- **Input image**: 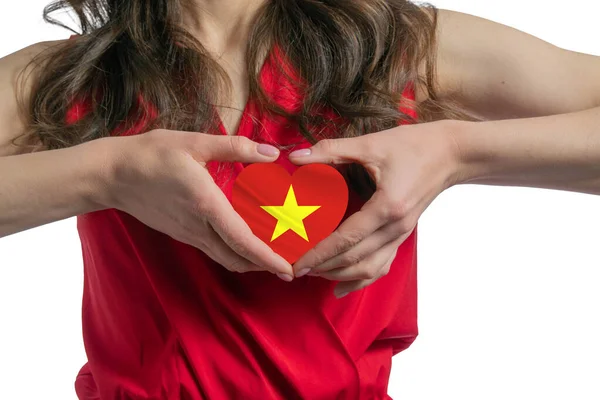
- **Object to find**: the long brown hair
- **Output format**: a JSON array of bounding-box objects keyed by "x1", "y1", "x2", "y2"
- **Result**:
[{"x1": 16, "y1": 0, "x2": 474, "y2": 194}]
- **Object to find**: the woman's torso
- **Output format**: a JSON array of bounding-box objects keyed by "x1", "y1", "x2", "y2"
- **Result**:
[{"x1": 72, "y1": 44, "x2": 418, "y2": 400}]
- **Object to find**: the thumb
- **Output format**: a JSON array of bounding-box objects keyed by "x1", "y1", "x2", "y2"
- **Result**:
[
  {"x1": 288, "y1": 138, "x2": 365, "y2": 165},
  {"x1": 205, "y1": 136, "x2": 280, "y2": 163}
]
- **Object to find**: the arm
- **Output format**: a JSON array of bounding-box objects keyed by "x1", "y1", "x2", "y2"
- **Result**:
[
  {"x1": 0, "y1": 41, "x2": 112, "y2": 237},
  {"x1": 291, "y1": 9, "x2": 600, "y2": 293},
  {"x1": 0, "y1": 142, "x2": 116, "y2": 237},
  {"x1": 451, "y1": 108, "x2": 600, "y2": 194},
  {"x1": 428, "y1": 9, "x2": 600, "y2": 194}
]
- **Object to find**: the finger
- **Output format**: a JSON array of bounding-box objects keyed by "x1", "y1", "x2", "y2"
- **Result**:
[
  {"x1": 207, "y1": 188, "x2": 295, "y2": 280},
  {"x1": 308, "y1": 221, "x2": 402, "y2": 275},
  {"x1": 288, "y1": 137, "x2": 371, "y2": 165},
  {"x1": 201, "y1": 226, "x2": 263, "y2": 273},
  {"x1": 317, "y1": 238, "x2": 401, "y2": 283},
  {"x1": 197, "y1": 135, "x2": 281, "y2": 163},
  {"x1": 332, "y1": 247, "x2": 398, "y2": 299},
  {"x1": 293, "y1": 192, "x2": 388, "y2": 273}
]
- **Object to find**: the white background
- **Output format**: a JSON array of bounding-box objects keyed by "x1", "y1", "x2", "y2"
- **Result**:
[{"x1": 1, "y1": 1, "x2": 599, "y2": 399}]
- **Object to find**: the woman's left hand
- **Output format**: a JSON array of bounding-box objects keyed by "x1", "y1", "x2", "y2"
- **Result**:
[{"x1": 289, "y1": 120, "x2": 465, "y2": 298}]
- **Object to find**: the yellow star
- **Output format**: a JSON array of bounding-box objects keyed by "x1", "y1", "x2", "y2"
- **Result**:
[{"x1": 261, "y1": 185, "x2": 321, "y2": 242}]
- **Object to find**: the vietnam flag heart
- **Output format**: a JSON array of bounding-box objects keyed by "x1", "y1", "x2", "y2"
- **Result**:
[{"x1": 232, "y1": 163, "x2": 349, "y2": 264}]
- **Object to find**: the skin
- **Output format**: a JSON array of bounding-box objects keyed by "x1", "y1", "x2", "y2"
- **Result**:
[
  {"x1": 182, "y1": 0, "x2": 268, "y2": 135},
  {"x1": 290, "y1": 10, "x2": 600, "y2": 297},
  {"x1": 1, "y1": 2, "x2": 600, "y2": 291}
]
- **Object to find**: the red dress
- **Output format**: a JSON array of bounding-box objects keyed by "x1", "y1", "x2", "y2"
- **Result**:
[{"x1": 70, "y1": 44, "x2": 418, "y2": 400}]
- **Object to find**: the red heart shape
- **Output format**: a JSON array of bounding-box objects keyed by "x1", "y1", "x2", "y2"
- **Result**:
[{"x1": 232, "y1": 163, "x2": 349, "y2": 264}]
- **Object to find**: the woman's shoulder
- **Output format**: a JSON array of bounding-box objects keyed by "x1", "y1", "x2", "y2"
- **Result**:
[
  {"x1": 0, "y1": 39, "x2": 69, "y2": 156},
  {"x1": 1, "y1": 39, "x2": 70, "y2": 71}
]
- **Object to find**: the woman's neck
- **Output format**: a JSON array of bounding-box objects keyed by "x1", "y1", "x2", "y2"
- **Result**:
[{"x1": 183, "y1": 0, "x2": 267, "y2": 55}]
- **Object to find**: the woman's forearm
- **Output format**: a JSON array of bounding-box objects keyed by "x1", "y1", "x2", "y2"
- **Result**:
[
  {"x1": 451, "y1": 107, "x2": 600, "y2": 195},
  {"x1": 0, "y1": 137, "x2": 116, "y2": 237}
]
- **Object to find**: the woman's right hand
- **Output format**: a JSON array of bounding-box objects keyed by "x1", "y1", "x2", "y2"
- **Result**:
[{"x1": 103, "y1": 129, "x2": 294, "y2": 281}]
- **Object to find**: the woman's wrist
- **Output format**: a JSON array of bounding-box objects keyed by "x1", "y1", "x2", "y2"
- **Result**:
[
  {"x1": 81, "y1": 135, "x2": 132, "y2": 212},
  {"x1": 447, "y1": 118, "x2": 539, "y2": 186},
  {"x1": 432, "y1": 119, "x2": 479, "y2": 188},
  {"x1": 445, "y1": 119, "x2": 492, "y2": 186},
  {"x1": 449, "y1": 117, "x2": 557, "y2": 187}
]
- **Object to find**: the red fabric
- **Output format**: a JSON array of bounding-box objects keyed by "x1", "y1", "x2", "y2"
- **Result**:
[{"x1": 71, "y1": 42, "x2": 419, "y2": 400}]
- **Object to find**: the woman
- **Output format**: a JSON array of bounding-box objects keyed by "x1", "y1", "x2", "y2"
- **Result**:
[{"x1": 1, "y1": 0, "x2": 599, "y2": 399}]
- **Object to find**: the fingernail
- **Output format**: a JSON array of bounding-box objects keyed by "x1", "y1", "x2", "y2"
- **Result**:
[
  {"x1": 258, "y1": 144, "x2": 280, "y2": 157},
  {"x1": 277, "y1": 273, "x2": 293, "y2": 282},
  {"x1": 296, "y1": 268, "x2": 311, "y2": 278},
  {"x1": 335, "y1": 291, "x2": 349, "y2": 299},
  {"x1": 289, "y1": 148, "x2": 312, "y2": 158}
]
